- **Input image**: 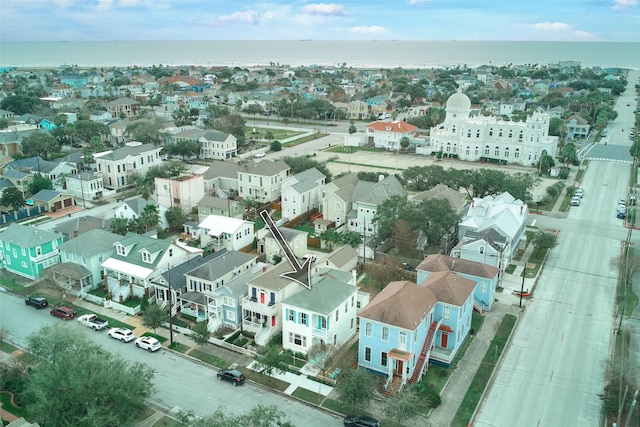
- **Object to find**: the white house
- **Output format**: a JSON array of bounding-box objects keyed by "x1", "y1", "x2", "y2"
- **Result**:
[
  {"x1": 365, "y1": 120, "x2": 418, "y2": 151},
  {"x1": 423, "y1": 89, "x2": 559, "y2": 166},
  {"x1": 281, "y1": 268, "x2": 359, "y2": 355},
  {"x1": 64, "y1": 171, "x2": 104, "y2": 201},
  {"x1": 155, "y1": 173, "x2": 205, "y2": 212},
  {"x1": 198, "y1": 130, "x2": 237, "y2": 160},
  {"x1": 280, "y1": 168, "x2": 326, "y2": 220},
  {"x1": 94, "y1": 142, "x2": 163, "y2": 190},
  {"x1": 238, "y1": 159, "x2": 290, "y2": 203},
  {"x1": 197, "y1": 215, "x2": 255, "y2": 252},
  {"x1": 257, "y1": 227, "x2": 308, "y2": 263},
  {"x1": 113, "y1": 197, "x2": 170, "y2": 230}
]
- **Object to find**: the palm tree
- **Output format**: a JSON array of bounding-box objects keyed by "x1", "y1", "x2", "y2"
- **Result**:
[{"x1": 139, "y1": 203, "x2": 160, "y2": 232}]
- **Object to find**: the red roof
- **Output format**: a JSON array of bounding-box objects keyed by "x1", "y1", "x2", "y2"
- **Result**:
[{"x1": 366, "y1": 120, "x2": 417, "y2": 133}]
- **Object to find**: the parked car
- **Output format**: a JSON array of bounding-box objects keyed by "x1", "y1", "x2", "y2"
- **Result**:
[
  {"x1": 570, "y1": 197, "x2": 581, "y2": 206},
  {"x1": 618, "y1": 197, "x2": 626, "y2": 206},
  {"x1": 216, "y1": 368, "x2": 246, "y2": 386},
  {"x1": 107, "y1": 327, "x2": 136, "y2": 342},
  {"x1": 344, "y1": 415, "x2": 381, "y2": 427},
  {"x1": 617, "y1": 210, "x2": 626, "y2": 219},
  {"x1": 574, "y1": 188, "x2": 584, "y2": 198},
  {"x1": 254, "y1": 152, "x2": 265, "y2": 158},
  {"x1": 77, "y1": 314, "x2": 109, "y2": 331},
  {"x1": 25, "y1": 295, "x2": 49, "y2": 309},
  {"x1": 50, "y1": 306, "x2": 77, "y2": 320},
  {"x1": 630, "y1": 194, "x2": 637, "y2": 206},
  {"x1": 618, "y1": 205, "x2": 627, "y2": 214},
  {"x1": 135, "y1": 336, "x2": 162, "y2": 352},
  {"x1": 72, "y1": 143, "x2": 82, "y2": 148}
]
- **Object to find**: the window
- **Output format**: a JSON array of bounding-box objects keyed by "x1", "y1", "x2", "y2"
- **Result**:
[
  {"x1": 335, "y1": 310, "x2": 339, "y2": 322},
  {"x1": 382, "y1": 327, "x2": 389, "y2": 342},
  {"x1": 481, "y1": 282, "x2": 487, "y2": 293},
  {"x1": 21, "y1": 247, "x2": 26, "y2": 256},
  {"x1": 116, "y1": 244, "x2": 126, "y2": 256},
  {"x1": 364, "y1": 347, "x2": 371, "y2": 362},
  {"x1": 142, "y1": 251, "x2": 151, "y2": 263},
  {"x1": 484, "y1": 146, "x2": 490, "y2": 155},
  {"x1": 381, "y1": 352, "x2": 388, "y2": 367},
  {"x1": 288, "y1": 310, "x2": 295, "y2": 321},
  {"x1": 301, "y1": 312, "x2": 307, "y2": 326},
  {"x1": 223, "y1": 296, "x2": 235, "y2": 307},
  {"x1": 479, "y1": 246, "x2": 484, "y2": 254},
  {"x1": 289, "y1": 333, "x2": 306, "y2": 347},
  {"x1": 351, "y1": 296, "x2": 354, "y2": 307},
  {"x1": 365, "y1": 322, "x2": 372, "y2": 337},
  {"x1": 321, "y1": 316, "x2": 327, "y2": 329},
  {"x1": 350, "y1": 318, "x2": 354, "y2": 329},
  {"x1": 443, "y1": 306, "x2": 451, "y2": 321},
  {"x1": 335, "y1": 202, "x2": 341, "y2": 211},
  {"x1": 344, "y1": 302, "x2": 348, "y2": 313}
]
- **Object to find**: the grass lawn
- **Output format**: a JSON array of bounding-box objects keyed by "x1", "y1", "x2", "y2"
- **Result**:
[
  {"x1": 0, "y1": 277, "x2": 26, "y2": 293},
  {"x1": 153, "y1": 415, "x2": 185, "y2": 427},
  {"x1": 187, "y1": 348, "x2": 230, "y2": 369},
  {"x1": 452, "y1": 313, "x2": 517, "y2": 427},
  {"x1": 246, "y1": 127, "x2": 304, "y2": 141},
  {"x1": 0, "y1": 340, "x2": 18, "y2": 353},
  {"x1": 167, "y1": 342, "x2": 190, "y2": 353},
  {"x1": 243, "y1": 369, "x2": 290, "y2": 392},
  {"x1": 141, "y1": 332, "x2": 167, "y2": 343},
  {"x1": 291, "y1": 388, "x2": 324, "y2": 405},
  {"x1": 0, "y1": 391, "x2": 28, "y2": 420}
]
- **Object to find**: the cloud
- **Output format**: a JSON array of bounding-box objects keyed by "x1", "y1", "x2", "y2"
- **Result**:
[
  {"x1": 301, "y1": 3, "x2": 346, "y2": 16},
  {"x1": 573, "y1": 30, "x2": 595, "y2": 39},
  {"x1": 612, "y1": 0, "x2": 638, "y2": 9},
  {"x1": 530, "y1": 22, "x2": 572, "y2": 31},
  {"x1": 96, "y1": 0, "x2": 114, "y2": 10},
  {"x1": 217, "y1": 11, "x2": 259, "y2": 25},
  {"x1": 408, "y1": 0, "x2": 429, "y2": 5},
  {"x1": 349, "y1": 25, "x2": 389, "y2": 34}
]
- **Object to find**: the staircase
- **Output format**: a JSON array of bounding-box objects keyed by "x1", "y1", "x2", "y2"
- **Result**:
[
  {"x1": 410, "y1": 320, "x2": 440, "y2": 383},
  {"x1": 255, "y1": 326, "x2": 271, "y2": 346},
  {"x1": 215, "y1": 187, "x2": 228, "y2": 199},
  {"x1": 473, "y1": 298, "x2": 484, "y2": 314},
  {"x1": 384, "y1": 375, "x2": 404, "y2": 397}
]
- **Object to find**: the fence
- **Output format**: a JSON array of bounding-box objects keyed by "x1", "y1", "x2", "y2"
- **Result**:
[
  {"x1": 78, "y1": 292, "x2": 106, "y2": 305},
  {"x1": 0, "y1": 206, "x2": 46, "y2": 226},
  {"x1": 160, "y1": 323, "x2": 258, "y2": 357},
  {"x1": 106, "y1": 300, "x2": 141, "y2": 316}
]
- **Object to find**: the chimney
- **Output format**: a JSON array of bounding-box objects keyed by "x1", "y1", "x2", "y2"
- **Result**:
[
  {"x1": 262, "y1": 266, "x2": 267, "y2": 273},
  {"x1": 520, "y1": 205, "x2": 524, "y2": 215},
  {"x1": 450, "y1": 259, "x2": 456, "y2": 271}
]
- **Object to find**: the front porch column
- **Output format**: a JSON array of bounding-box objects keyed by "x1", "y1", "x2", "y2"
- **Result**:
[{"x1": 144, "y1": 287, "x2": 150, "y2": 298}]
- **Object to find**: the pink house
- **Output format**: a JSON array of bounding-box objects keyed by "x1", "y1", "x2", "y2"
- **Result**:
[{"x1": 155, "y1": 174, "x2": 205, "y2": 211}]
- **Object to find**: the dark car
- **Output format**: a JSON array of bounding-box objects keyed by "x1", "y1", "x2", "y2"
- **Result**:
[
  {"x1": 216, "y1": 368, "x2": 245, "y2": 386},
  {"x1": 25, "y1": 295, "x2": 49, "y2": 309},
  {"x1": 344, "y1": 415, "x2": 381, "y2": 427},
  {"x1": 50, "y1": 306, "x2": 77, "y2": 320},
  {"x1": 617, "y1": 210, "x2": 626, "y2": 219},
  {"x1": 72, "y1": 143, "x2": 82, "y2": 148}
]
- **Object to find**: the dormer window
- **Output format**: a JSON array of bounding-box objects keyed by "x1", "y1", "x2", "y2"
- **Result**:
[
  {"x1": 116, "y1": 244, "x2": 126, "y2": 256},
  {"x1": 141, "y1": 250, "x2": 152, "y2": 263}
]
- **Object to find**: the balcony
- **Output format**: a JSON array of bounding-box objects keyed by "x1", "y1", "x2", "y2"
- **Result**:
[
  {"x1": 32, "y1": 250, "x2": 59, "y2": 264},
  {"x1": 242, "y1": 296, "x2": 278, "y2": 315},
  {"x1": 312, "y1": 328, "x2": 329, "y2": 340}
]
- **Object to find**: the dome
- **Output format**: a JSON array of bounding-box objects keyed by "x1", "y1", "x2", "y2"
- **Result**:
[{"x1": 446, "y1": 89, "x2": 471, "y2": 112}]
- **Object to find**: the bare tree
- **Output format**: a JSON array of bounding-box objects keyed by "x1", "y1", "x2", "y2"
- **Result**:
[{"x1": 307, "y1": 343, "x2": 335, "y2": 376}]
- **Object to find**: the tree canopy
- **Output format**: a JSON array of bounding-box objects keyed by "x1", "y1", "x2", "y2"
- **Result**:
[
  {"x1": 28, "y1": 173, "x2": 53, "y2": 195},
  {"x1": 0, "y1": 187, "x2": 25, "y2": 211},
  {"x1": 178, "y1": 404, "x2": 294, "y2": 427},
  {"x1": 24, "y1": 323, "x2": 155, "y2": 427},
  {"x1": 335, "y1": 368, "x2": 376, "y2": 413},
  {"x1": 280, "y1": 156, "x2": 332, "y2": 183},
  {"x1": 20, "y1": 132, "x2": 60, "y2": 159}
]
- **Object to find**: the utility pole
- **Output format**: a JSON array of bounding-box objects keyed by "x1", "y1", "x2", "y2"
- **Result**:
[{"x1": 167, "y1": 263, "x2": 174, "y2": 347}]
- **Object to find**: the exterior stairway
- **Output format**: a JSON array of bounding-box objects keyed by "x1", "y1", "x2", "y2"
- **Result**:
[
  {"x1": 473, "y1": 298, "x2": 484, "y2": 313},
  {"x1": 384, "y1": 374, "x2": 404, "y2": 397},
  {"x1": 410, "y1": 320, "x2": 439, "y2": 383}
]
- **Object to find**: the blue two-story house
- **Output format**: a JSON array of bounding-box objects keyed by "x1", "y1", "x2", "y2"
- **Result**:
[
  {"x1": 0, "y1": 223, "x2": 64, "y2": 280},
  {"x1": 358, "y1": 271, "x2": 475, "y2": 395},
  {"x1": 416, "y1": 254, "x2": 500, "y2": 313}
]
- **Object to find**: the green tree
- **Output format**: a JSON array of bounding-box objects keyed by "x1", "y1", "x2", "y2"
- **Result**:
[
  {"x1": 135, "y1": 174, "x2": 155, "y2": 201},
  {"x1": 281, "y1": 156, "x2": 332, "y2": 182},
  {"x1": 20, "y1": 132, "x2": 59, "y2": 159},
  {"x1": 270, "y1": 140, "x2": 282, "y2": 151},
  {"x1": 110, "y1": 217, "x2": 130, "y2": 235},
  {"x1": 139, "y1": 203, "x2": 160, "y2": 232},
  {"x1": 548, "y1": 117, "x2": 566, "y2": 138},
  {"x1": 0, "y1": 187, "x2": 25, "y2": 211},
  {"x1": 374, "y1": 195, "x2": 410, "y2": 241},
  {"x1": 382, "y1": 387, "x2": 423, "y2": 425},
  {"x1": 559, "y1": 142, "x2": 578, "y2": 167},
  {"x1": 531, "y1": 230, "x2": 558, "y2": 255},
  {"x1": 178, "y1": 404, "x2": 294, "y2": 427},
  {"x1": 74, "y1": 120, "x2": 109, "y2": 144},
  {"x1": 254, "y1": 346, "x2": 287, "y2": 380},
  {"x1": 537, "y1": 154, "x2": 555, "y2": 176},
  {"x1": 190, "y1": 321, "x2": 211, "y2": 348},
  {"x1": 142, "y1": 303, "x2": 168, "y2": 333},
  {"x1": 172, "y1": 107, "x2": 196, "y2": 127},
  {"x1": 125, "y1": 117, "x2": 168, "y2": 145},
  {"x1": 335, "y1": 368, "x2": 376, "y2": 413},
  {"x1": 28, "y1": 173, "x2": 53, "y2": 195},
  {"x1": 24, "y1": 323, "x2": 155, "y2": 427},
  {"x1": 400, "y1": 136, "x2": 410, "y2": 150},
  {"x1": 0, "y1": 94, "x2": 42, "y2": 115},
  {"x1": 165, "y1": 206, "x2": 187, "y2": 230}
]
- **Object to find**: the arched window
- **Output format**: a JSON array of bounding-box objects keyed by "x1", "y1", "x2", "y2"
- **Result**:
[
  {"x1": 489, "y1": 128, "x2": 493, "y2": 136},
  {"x1": 476, "y1": 130, "x2": 481, "y2": 138},
  {"x1": 484, "y1": 145, "x2": 490, "y2": 155},
  {"x1": 514, "y1": 148, "x2": 520, "y2": 158},
  {"x1": 504, "y1": 147, "x2": 510, "y2": 157},
  {"x1": 494, "y1": 146, "x2": 500, "y2": 156}
]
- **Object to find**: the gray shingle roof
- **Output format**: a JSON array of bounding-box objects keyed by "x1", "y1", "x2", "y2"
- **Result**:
[
  {"x1": 283, "y1": 272, "x2": 356, "y2": 315},
  {"x1": 58, "y1": 229, "x2": 120, "y2": 255},
  {"x1": 98, "y1": 143, "x2": 159, "y2": 161},
  {"x1": 186, "y1": 250, "x2": 257, "y2": 282},
  {"x1": 0, "y1": 223, "x2": 63, "y2": 248},
  {"x1": 54, "y1": 216, "x2": 114, "y2": 238},
  {"x1": 201, "y1": 130, "x2": 230, "y2": 142},
  {"x1": 158, "y1": 250, "x2": 225, "y2": 290}
]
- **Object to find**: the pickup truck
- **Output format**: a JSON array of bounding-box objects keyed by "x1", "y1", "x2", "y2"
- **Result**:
[{"x1": 77, "y1": 314, "x2": 109, "y2": 331}]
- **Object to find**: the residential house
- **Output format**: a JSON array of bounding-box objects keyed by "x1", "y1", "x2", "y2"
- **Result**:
[
  {"x1": 64, "y1": 171, "x2": 104, "y2": 202},
  {"x1": 347, "y1": 175, "x2": 407, "y2": 238},
  {"x1": 90, "y1": 110, "x2": 113, "y2": 123},
  {"x1": 2, "y1": 170, "x2": 31, "y2": 196},
  {"x1": 565, "y1": 114, "x2": 590, "y2": 140},
  {"x1": 0, "y1": 109, "x2": 15, "y2": 120},
  {"x1": 155, "y1": 173, "x2": 205, "y2": 212},
  {"x1": 0, "y1": 223, "x2": 64, "y2": 280},
  {"x1": 257, "y1": 227, "x2": 308, "y2": 263},
  {"x1": 197, "y1": 195, "x2": 244, "y2": 221},
  {"x1": 238, "y1": 159, "x2": 291, "y2": 203},
  {"x1": 453, "y1": 192, "x2": 528, "y2": 270},
  {"x1": 56, "y1": 229, "x2": 121, "y2": 292},
  {"x1": 94, "y1": 142, "x2": 163, "y2": 190},
  {"x1": 282, "y1": 268, "x2": 359, "y2": 355},
  {"x1": 106, "y1": 97, "x2": 141, "y2": 119},
  {"x1": 198, "y1": 130, "x2": 237, "y2": 160},
  {"x1": 196, "y1": 215, "x2": 255, "y2": 252},
  {"x1": 201, "y1": 160, "x2": 242, "y2": 198},
  {"x1": 365, "y1": 121, "x2": 418, "y2": 151},
  {"x1": 346, "y1": 101, "x2": 369, "y2": 120},
  {"x1": 113, "y1": 197, "x2": 170, "y2": 230},
  {"x1": 320, "y1": 172, "x2": 359, "y2": 229},
  {"x1": 358, "y1": 272, "x2": 475, "y2": 395},
  {"x1": 108, "y1": 120, "x2": 129, "y2": 145},
  {"x1": 411, "y1": 184, "x2": 468, "y2": 214},
  {"x1": 52, "y1": 215, "x2": 113, "y2": 240},
  {"x1": 178, "y1": 250, "x2": 258, "y2": 327},
  {"x1": 280, "y1": 168, "x2": 326, "y2": 220},
  {"x1": 313, "y1": 244, "x2": 359, "y2": 274},
  {"x1": 417, "y1": 254, "x2": 500, "y2": 313},
  {"x1": 101, "y1": 232, "x2": 202, "y2": 304}
]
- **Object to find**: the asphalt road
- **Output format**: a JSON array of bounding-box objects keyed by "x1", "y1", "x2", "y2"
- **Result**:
[
  {"x1": 0, "y1": 293, "x2": 342, "y2": 426},
  {"x1": 474, "y1": 72, "x2": 639, "y2": 426}
]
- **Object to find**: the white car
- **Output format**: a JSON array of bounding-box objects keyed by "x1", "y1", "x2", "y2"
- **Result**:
[
  {"x1": 570, "y1": 197, "x2": 581, "y2": 206},
  {"x1": 254, "y1": 152, "x2": 265, "y2": 158},
  {"x1": 107, "y1": 327, "x2": 136, "y2": 343},
  {"x1": 135, "y1": 336, "x2": 162, "y2": 352}
]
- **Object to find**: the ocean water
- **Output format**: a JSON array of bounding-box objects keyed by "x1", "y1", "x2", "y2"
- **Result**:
[{"x1": 1, "y1": 40, "x2": 639, "y2": 69}]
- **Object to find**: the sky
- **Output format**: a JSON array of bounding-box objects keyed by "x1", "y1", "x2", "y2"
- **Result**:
[{"x1": 1, "y1": 0, "x2": 638, "y2": 43}]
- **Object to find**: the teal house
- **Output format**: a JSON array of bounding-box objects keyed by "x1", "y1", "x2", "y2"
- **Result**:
[{"x1": 0, "y1": 223, "x2": 64, "y2": 280}]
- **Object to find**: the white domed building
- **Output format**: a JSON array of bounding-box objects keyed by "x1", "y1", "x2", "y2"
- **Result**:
[{"x1": 420, "y1": 89, "x2": 558, "y2": 166}]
